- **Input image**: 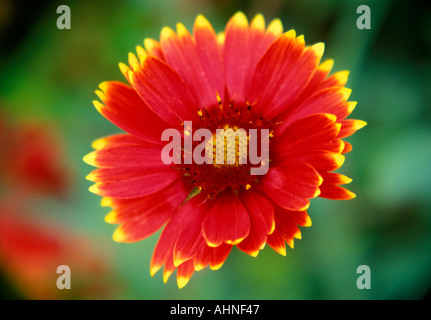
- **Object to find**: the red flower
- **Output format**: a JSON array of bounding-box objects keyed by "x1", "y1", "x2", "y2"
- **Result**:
[
  {"x1": 0, "y1": 120, "x2": 69, "y2": 198},
  {"x1": 0, "y1": 206, "x2": 111, "y2": 299},
  {"x1": 85, "y1": 13, "x2": 366, "y2": 288}
]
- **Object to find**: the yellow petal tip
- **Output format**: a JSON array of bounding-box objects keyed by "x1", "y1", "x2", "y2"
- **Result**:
[
  {"x1": 100, "y1": 197, "x2": 113, "y2": 207},
  {"x1": 312, "y1": 42, "x2": 325, "y2": 59},
  {"x1": 161, "y1": 26, "x2": 175, "y2": 41},
  {"x1": 267, "y1": 18, "x2": 283, "y2": 36},
  {"x1": 112, "y1": 227, "x2": 127, "y2": 243},
  {"x1": 88, "y1": 184, "x2": 100, "y2": 195},
  {"x1": 83, "y1": 152, "x2": 96, "y2": 166},
  {"x1": 85, "y1": 172, "x2": 97, "y2": 182},
  {"x1": 334, "y1": 70, "x2": 350, "y2": 85},
  {"x1": 91, "y1": 137, "x2": 107, "y2": 150},
  {"x1": 230, "y1": 11, "x2": 248, "y2": 28},
  {"x1": 319, "y1": 59, "x2": 334, "y2": 73},
  {"x1": 92, "y1": 100, "x2": 105, "y2": 113},
  {"x1": 251, "y1": 13, "x2": 265, "y2": 30},
  {"x1": 177, "y1": 276, "x2": 190, "y2": 289},
  {"x1": 347, "y1": 101, "x2": 358, "y2": 114},
  {"x1": 104, "y1": 211, "x2": 118, "y2": 224}
]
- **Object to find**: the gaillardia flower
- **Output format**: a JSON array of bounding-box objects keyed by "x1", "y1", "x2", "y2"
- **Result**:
[{"x1": 84, "y1": 12, "x2": 366, "y2": 288}]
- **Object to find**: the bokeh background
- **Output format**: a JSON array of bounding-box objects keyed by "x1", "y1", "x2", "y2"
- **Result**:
[{"x1": 0, "y1": 0, "x2": 430, "y2": 300}]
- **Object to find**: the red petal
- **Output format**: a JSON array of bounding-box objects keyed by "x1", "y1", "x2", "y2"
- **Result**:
[
  {"x1": 338, "y1": 119, "x2": 367, "y2": 139},
  {"x1": 320, "y1": 172, "x2": 352, "y2": 185},
  {"x1": 129, "y1": 57, "x2": 199, "y2": 128},
  {"x1": 237, "y1": 190, "x2": 274, "y2": 257},
  {"x1": 273, "y1": 114, "x2": 342, "y2": 154},
  {"x1": 319, "y1": 184, "x2": 356, "y2": 200},
  {"x1": 160, "y1": 23, "x2": 221, "y2": 108},
  {"x1": 193, "y1": 15, "x2": 225, "y2": 102},
  {"x1": 272, "y1": 206, "x2": 306, "y2": 249},
  {"x1": 341, "y1": 141, "x2": 353, "y2": 154},
  {"x1": 106, "y1": 180, "x2": 188, "y2": 223},
  {"x1": 277, "y1": 150, "x2": 345, "y2": 172},
  {"x1": 260, "y1": 163, "x2": 322, "y2": 211},
  {"x1": 266, "y1": 228, "x2": 286, "y2": 256},
  {"x1": 173, "y1": 200, "x2": 212, "y2": 267},
  {"x1": 177, "y1": 259, "x2": 195, "y2": 289},
  {"x1": 244, "y1": 15, "x2": 283, "y2": 101},
  {"x1": 223, "y1": 13, "x2": 284, "y2": 105},
  {"x1": 84, "y1": 143, "x2": 163, "y2": 170},
  {"x1": 202, "y1": 190, "x2": 250, "y2": 247},
  {"x1": 88, "y1": 169, "x2": 182, "y2": 198},
  {"x1": 194, "y1": 240, "x2": 233, "y2": 271},
  {"x1": 108, "y1": 182, "x2": 189, "y2": 242},
  {"x1": 93, "y1": 81, "x2": 169, "y2": 143},
  {"x1": 208, "y1": 242, "x2": 232, "y2": 270},
  {"x1": 248, "y1": 33, "x2": 324, "y2": 118},
  {"x1": 283, "y1": 86, "x2": 352, "y2": 125},
  {"x1": 144, "y1": 38, "x2": 165, "y2": 61},
  {"x1": 223, "y1": 12, "x2": 250, "y2": 104},
  {"x1": 89, "y1": 134, "x2": 151, "y2": 150},
  {"x1": 150, "y1": 194, "x2": 207, "y2": 277}
]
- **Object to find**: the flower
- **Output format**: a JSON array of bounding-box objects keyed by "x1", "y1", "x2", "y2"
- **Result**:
[
  {"x1": 0, "y1": 120, "x2": 69, "y2": 198},
  {"x1": 0, "y1": 205, "x2": 112, "y2": 299},
  {"x1": 84, "y1": 12, "x2": 366, "y2": 288}
]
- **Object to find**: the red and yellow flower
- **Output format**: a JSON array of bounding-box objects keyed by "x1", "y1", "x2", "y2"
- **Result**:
[
  {"x1": 84, "y1": 12, "x2": 366, "y2": 288},
  {"x1": 0, "y1": 206, "x2": 111, "y2": 299}
]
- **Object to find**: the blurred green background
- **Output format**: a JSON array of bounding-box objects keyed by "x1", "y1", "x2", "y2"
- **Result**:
[{"x1": 0, "y1": 0, "x2": 430, "y2": 299}]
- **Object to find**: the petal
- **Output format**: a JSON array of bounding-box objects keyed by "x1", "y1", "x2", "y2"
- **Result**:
[
  {"x1": 173, "y1": 200, "x2": 211, "y2": 267},
  {"x1": 244, "y1": 15, "x2": 284, "y2": 100},
  {"x1": 90, "y1": 133, "x2": 150, "y2": 151},
  {"x1": 177, "y1": 259, "x2": 195, "y2": 289},
  {"x1": 223, "y1": 12, "x2": 250, "y2": 104},
  {"x1": 237, "y1": 190, "x2": 274, "y2": 257},
  {"x1": 109, "y1": 182, "x2": 189, "y2": 242},
  {"x1": 272, "y1": 206, "x2": 308, "y2": 249},
  {"x1": 88, "y1": 169, "x2": 182, "y2": 198},
  {"x1": 274, "y1": 59, "x2": 351, "y2": 124},
  {"x1": 105, "y1": 180, "x2": 188, "y2": 224},
  {"x1": 266, "y1": 228, "x2": 286, "y2": 256},
  {"x1": 337, "y1": 119, "x2": 367, "y2": 139},
  {"x1": 193, "y1": 15, "x2": 225, "y2": 100},
  {"x1": 223, "y1": 13, "x2": 284, "y2": 105},
  {"x1": 341, "y1": 141, "x2": 353, "y2": 154},
  {"x1": 260, "y1": 163, "x2": 323, "y2": 211},
  {"x1": 129, "y1": 56, "x2": 199, "y2": 128},
  {"x1": 273, "y1": 113, "x2": 342, "y2": 154},
  {"x1": 93, "y1": 81, "x2": 169, "y2": 143},
  {"x1": 160, "y1": 22, "x2": 222, "y2": 108},
  {"x1": 248, "y1": 32, "x2": 324, "y2": 118},
  {"x1": 282, "y1": 87, "x2": 353, "y2": 126},
  {"x1": 319, "y1": 184, "x2": 356, "y2": 200},
  {"x1": 202, "y1": 190, "x2": 250, "y2": 247},
  {"x1": 84, "y1": 135, "x2": 180, "y2": 198},
  {"x1": 144, "y1": 38, "x2": 165, "y2": 61},
  {"x1": 194, "y1": 240, "x2": 233, "y2": 271},
  {"x1": 320, "y1": 172, "x2": 352, "y2": 185},
  {"x1": 150, "y1": 194, "x2": 207, "y2": 277},
  {"x1": 318, "y1": 172, "x2": 356, "y2": 200},
  {"x1": 84, "y1": 143, "x2": 163, "y2": 170},
  {"x1": 278, "y1": 150, "x2": 345, "y2": 172}
]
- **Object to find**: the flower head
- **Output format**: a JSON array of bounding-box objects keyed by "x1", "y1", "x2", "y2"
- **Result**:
[
  {"x1": 0, "y1": 120, "x2": 69, "y2": 198},
  {"x1": 85, "y1": 12, "x2": 366, "y2": 288},
  {"x1": 0, "y1": 206, "x2": 111, "y2": 299}
]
